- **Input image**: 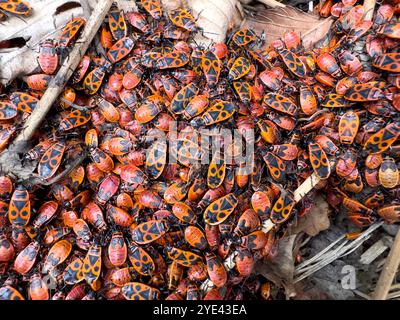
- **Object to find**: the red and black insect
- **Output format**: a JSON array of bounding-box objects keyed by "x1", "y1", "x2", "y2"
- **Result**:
[
  {"x1": 140, "y1": 0, "x2": 162, "y2": 19},
  {"x1": 128, "y1": 242, "x2": 155, "y2": 276},
  {"x1": 270, "y1": 191, "x2": 296, "y2": 224},
  {"x1": 308, "y1": 142, "x2": 331, "y2": 180},
  {"x1": 202, "y1": 50, "x2": 221, "y2": 87},
  {"x1": 58, "y1": 17, "x2": 86, "y2": 49},
  {"x1": 168, "y1": 9, "x2": 197, "y2": 32},
  {"x1": 38, "y1": 39, "x2": 58, "y2": 75},
  {"x1": 107, "y1": 37, "x2": 135, "y2": 63},
  {"x1": 272, "y1": 41, "x2": 306, "y2": 78},
  {"x1": 108, "y1": 5, "x2": 127, "y2": 40},
  {"x1": 38, "y1": 142, "x2": 65, "y2": 180},
  {"x1": 8, "y1": 186, "x2": 31, "y2": 228},
  {"x1": 122, "y1": 282, "x2": 159, "y2": 300},
  {"x1": 0, "y1": 100, "x2": 17, "y2": 120},
  {"x1": 10, "y1": 92, "x2": 38, "y2": 113},
  {"x1": 83, "y1": 60, "x2": 112, "y2": 95}
]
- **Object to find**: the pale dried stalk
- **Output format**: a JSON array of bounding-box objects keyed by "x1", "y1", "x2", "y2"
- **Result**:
[
  {"x1": 294, "y1": 222, "x2": 383, "y2": 283},
  {"x1": 295, "y1": 235, "x2": 346, "y2": 271},
  {"x1": 353, "y1": 290, "x2": 371, "y2": 300},
  {"x1": 373, "y1": 229, "x2": 400, "y2": 300},
  {"x1": 386, "y1": 291, "x2": 400, "y2": 300},
  {"x1": 389, "y1": 283, "x2": 400, "y2": 291}
]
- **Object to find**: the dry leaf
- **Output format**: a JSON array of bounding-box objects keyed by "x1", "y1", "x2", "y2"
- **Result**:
[
  {"x1": 242, "y1": 6, "x2": 333, "y2": 48},
  {"x1": 0, "y1": 0, "x2": 98, "y2": 85},
  {"x1": 162, "y1": 0, "x2": 244, "y2": 45},
  {"x1": 254, "y1": 234, "x2": 298, "y2": 298},
  {"x1": 191, "y1": 0, "x2": 243, "y2": 45},
  {"x1": 290, "y1": 195, "x2": 331, "y2": 237}
]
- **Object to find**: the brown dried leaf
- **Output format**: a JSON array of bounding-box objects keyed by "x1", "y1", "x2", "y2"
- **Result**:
[
  {"x1": 290, "y1": 195, "x2": 331, "y2": 237},
  {"x1": 254, "y1": 197, "x2": 330, "y2": 298},
  {"x1": 254, "y1": 235, "x2": 298, "y2": 298},
  {"x1": 242, "y1": 6, "x2": 333, "y2": 48}
]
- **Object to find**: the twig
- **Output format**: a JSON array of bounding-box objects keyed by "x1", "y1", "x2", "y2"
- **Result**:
[
  {"x1": 363, "y1": 0, "x2": 376, "y2": 21},
  {"x1": 293, "y1": 172, "x2": 321, "y2": 202},
  {"x1": 353, "y1": 290, "x2": 371, "y2": 300},
  {"x1": 386, "y1": 291, "x2": 400, "y2": 300},
  {"x1": 372, "y1": 228, "x2": 400, "y2": 300},
  {"x1": 294, "y1": 222, "x2": 383, "y2": 283},
  {"x1": 359, "y1": 237, "x2": 392, "y2": 265},
  {"x1": 389, "y1": 283, "x2": 400, "y2": 291},
  {"x1": 386, "y1": 284, "x2": 400, "y2": 299},
  {"x1": 2, "y1": 0, "x2": 113, "y2": 155},
  {"x1": 295, "y1": 235, "x2": 346, "y2": 270}
]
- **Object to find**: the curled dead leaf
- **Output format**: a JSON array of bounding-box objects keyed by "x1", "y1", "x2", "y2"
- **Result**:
[
  {"x1": 242, "y1": 6, "x2": 333, "y2": 49},
  {"x1": 162, "y1": 0, "x2": 244, "y2": 45},
  {"x1": 290, "y1": 195, "x2": 331, "y2": 237},
  {"x1": 254, "y1": 234, "x2": 298, "y2": 298}
]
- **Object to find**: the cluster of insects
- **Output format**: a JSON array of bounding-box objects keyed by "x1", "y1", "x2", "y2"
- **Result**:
[{"x1": 0, "y1": 0, "x2": 399, "y2": 300}]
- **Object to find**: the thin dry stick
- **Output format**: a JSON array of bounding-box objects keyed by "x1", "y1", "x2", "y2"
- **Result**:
[
  {"x1": 387, "y1": 284, "x2": 400, "y2": 300},
  {"x1": 363, "y1": 0, "x2": 376, "y2": 21},
  {"x1": 295, "y1": 235, "x2": 346, "y2": 271},
  {"x1": 353, "y1": 290, "x2": 371, "y2": 300},
  {"x1": 4, "y1": 0, "x2": 113, "y2": 152},
  {"x1": 373, "y1": 229, "x2": 400, "y2": 300},
  {"x1": 386, "y1": 291, "x2": 400, "y2": 300},
  {"x1": 294, "y1": 241, "x2": 349, "y2": 278},
  {"x1": 294, "y1": 222, "x2": 383, "y2": 282},
  {"x1": 389, "y1": 283, "x2": 400, "y2": 291}
]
